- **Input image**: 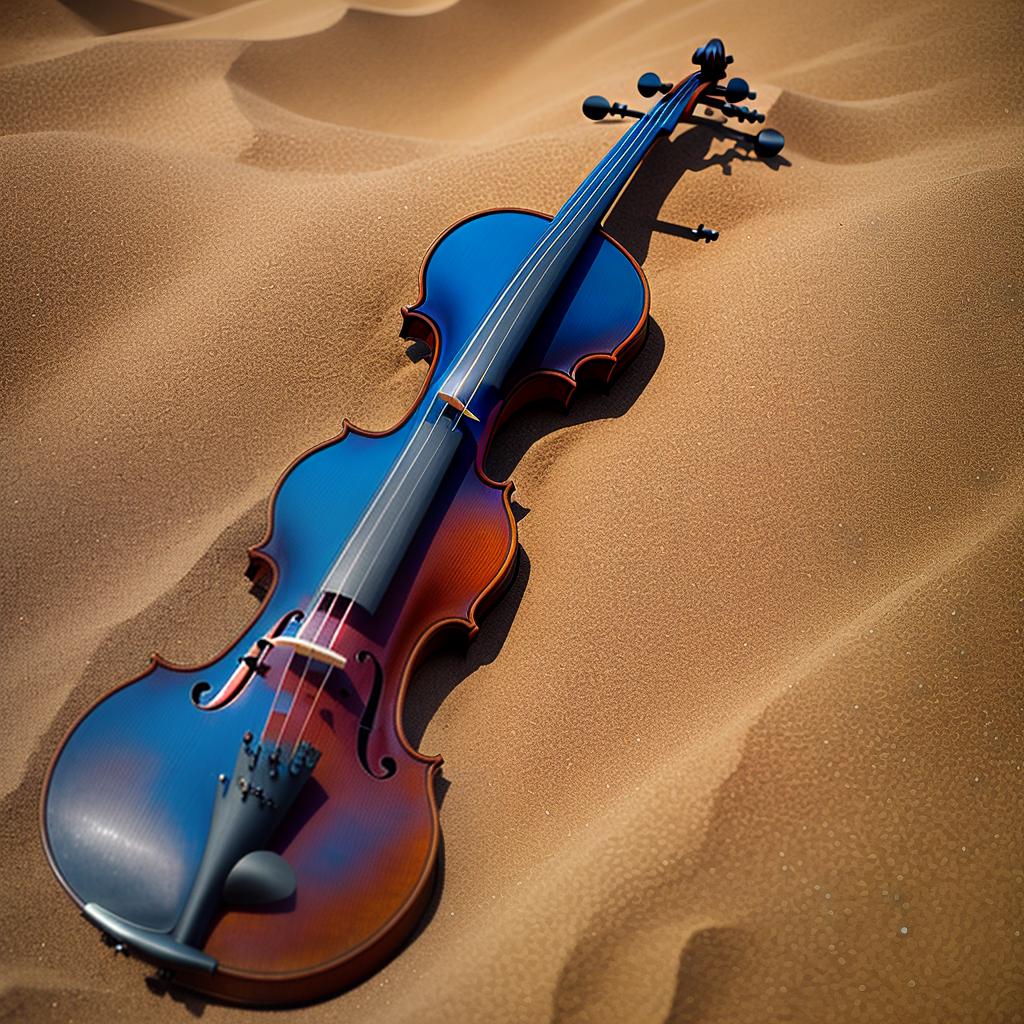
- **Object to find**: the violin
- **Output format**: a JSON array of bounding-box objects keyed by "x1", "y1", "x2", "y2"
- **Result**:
[{"x1": 42, "y1": 38, "x2": 783, "y2": 1005}]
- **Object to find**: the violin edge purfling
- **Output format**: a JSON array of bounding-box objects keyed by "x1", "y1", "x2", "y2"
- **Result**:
[{"x1": 40, "y1": 38, "x2": 784, "y2": 1005}]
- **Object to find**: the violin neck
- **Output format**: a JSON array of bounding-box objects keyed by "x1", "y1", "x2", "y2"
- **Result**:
[
  {"x1": 552, "y1": 113, "x2": 663, "y2": 236},
  {"x1": 436, "y1": 73, "x2": 705, "y2": 408},
  {"x1": 547, "y1": 70, "x2": 708, "y2": 251}
]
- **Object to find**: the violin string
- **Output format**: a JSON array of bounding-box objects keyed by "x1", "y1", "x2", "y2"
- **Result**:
[
  {"x1": 290, "y1": 570, "x2": 370, "y2": 749},
  {"x1": 297, "y1": 414, "x2": 446, "y2": 643},
  {"x1": 446, "y1": 81, "x2": 695, "y2": 417},
  {"x1": 267, "y1": 419, "x2": 433, "y2": 743},
  {"x1": 293, "y1": 402, "x2": 448, "y2": 647},
  {"x1": 291, "y1": 602, "x2": 352, "y2": 748},
  {"x1": 273, "y1": 416, "x2": 449, "y2": 745},
  {"x1": 259, "y1": 663, "x2": 291, "y2": 741},
  {"x1": 259, "y1": 590, "x2": 343, "y2": 743},
  {"x1": 262, "y1": 76, "x2": 700, "y2": 753},
  {"x1": 291, "y1": 425, "x2": 451, "y2": 749},
  {"x1": 269, "y1": 622, "x2": 323, "y2": 747}
]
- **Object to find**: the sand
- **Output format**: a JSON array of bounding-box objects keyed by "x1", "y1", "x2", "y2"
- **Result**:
[{"x1": 1, "y1": 0, "x2": 1022, "y2": 1021}]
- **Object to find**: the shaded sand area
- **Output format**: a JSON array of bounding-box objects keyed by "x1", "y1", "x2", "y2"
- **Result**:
[{"x1": 1, "y1": 0, "x2": 1021, "y2": 1021}]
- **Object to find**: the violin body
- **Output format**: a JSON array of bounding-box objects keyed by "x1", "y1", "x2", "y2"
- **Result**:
[
  {"x1": 42, "y1": 37, "x2": 784, "y2": 1003},
  {"x1": 42, "y1": 208, "x2": 648, "y2": 1004}
]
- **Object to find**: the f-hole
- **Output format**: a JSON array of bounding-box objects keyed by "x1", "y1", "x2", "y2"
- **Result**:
[
  {"x1": 355, "y1": 650, "x2": 397, "y2": 780},
  {"x1": 190, "y1": 610, "x2": 303, "y2": 711}
]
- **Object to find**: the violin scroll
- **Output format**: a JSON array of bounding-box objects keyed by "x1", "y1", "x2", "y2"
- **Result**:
[
  {"x1": 682, "y1": 42, "x2": 786, "y2": 160},
  {"x1": 692, "y1": 37, "x2": 733, "y2": 80},
  {"x1": 582, "y1": 39, "x2": 784, "y2": 163},
  {"x1": 580, "y1": 38, "x2": 786, "y2": 250}
]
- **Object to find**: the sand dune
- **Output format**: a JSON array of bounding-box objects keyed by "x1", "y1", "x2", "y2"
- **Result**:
[{"x1": 1, "y1": 0, "x2": 1021, "y2": 1020}]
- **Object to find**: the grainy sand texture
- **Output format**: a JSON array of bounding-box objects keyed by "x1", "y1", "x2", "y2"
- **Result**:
[{"x1": 1, "y1": 1, "x2": 1022, "y2": 1021}]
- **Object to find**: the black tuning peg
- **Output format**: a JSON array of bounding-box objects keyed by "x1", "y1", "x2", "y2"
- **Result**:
[
  {"x1": 694, "y1": 224, "x2": 719, "y2": 243},
  {"x1": 753, "y1": 128, "x2": 785, "y2": 158},
  {"x1": 582, "y1": 95, "x2": 643, "y2": 121},
  {"x1": 637, "y1": 71, "x2": 672, "y2": 97},
  {"x1": 719, "y1": 77, "x2": 757, "y2": 103},
  {"x1": 721, "y1": 103, "x2": 766, "y2": 124}
]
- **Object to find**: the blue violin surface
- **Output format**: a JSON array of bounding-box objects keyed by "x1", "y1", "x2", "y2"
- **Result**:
[{"x1": 42, "y1": 40, "x2": 782, "y2": 1004}]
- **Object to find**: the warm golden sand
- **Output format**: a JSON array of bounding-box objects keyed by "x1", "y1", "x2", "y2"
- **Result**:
[{"x1": 1, "y1": 1, "x2": 1022, "y2": 1021}]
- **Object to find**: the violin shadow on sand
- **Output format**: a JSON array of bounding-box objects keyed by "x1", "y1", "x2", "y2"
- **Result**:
[
  {"x1": 401, "y1": 316, "x2": 666, "y2": 750},
  {"x1": 605, "y1": 120, "x2": 790, "y2": 265},
  {"x1": 403, "y1": 134, "x2": 785, "y2": 988},
  {"x1": 403, "y1": 121, "x2": 788, "y2": 758},
  {"x1": 398, "y1": 322, "x2": 666, "y2": 958}
]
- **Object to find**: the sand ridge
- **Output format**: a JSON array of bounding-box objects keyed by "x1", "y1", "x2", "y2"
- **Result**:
[{"x1": 1, "y1": 0, "x2": 1021, "y2": 1021}]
